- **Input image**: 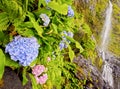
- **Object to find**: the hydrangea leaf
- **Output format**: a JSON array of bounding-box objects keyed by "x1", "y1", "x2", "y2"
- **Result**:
[
  {"x1": 29, "y1": 73, "x2": 38, "y2": 89},
  {"x1": 68, "y1": 45, "x2": 75, "y2": 62},
  {"x1": 30, "y1": 58, "x2": 39, "y2": 67},
  {"x1": 5, "y1": 55, "x2": 20, "y2": 68},
  {"x1": 48, "y1": 1, "x2": 68, "y2": 15},
  {"x1": 27, "y1": 12, "x2": 43, "y2": 38},
  {"x1": 33, "y1": 8, "x2": 51, "y2": 17},
  {"x1": 66, "y1": 36, "x2": 84, "y2": 53},
  {"x1": 22, "y1": 68, "x2": 28, "y2": 85},
  {"x1": 75, "y1": 41, "x2": 84, "y2": 53},
  {"x1": 51, "y1": 23, "x2": 58, "y2": 34},
  {"x1": 17, "y1": 27, "x2": 34, "y2": 37},
  {"x1": 0, "y1": 49, "x2": 5, "y2": 79},
  {"x1": 0, "y1": 31, "x2": 5, "y2": 45}
]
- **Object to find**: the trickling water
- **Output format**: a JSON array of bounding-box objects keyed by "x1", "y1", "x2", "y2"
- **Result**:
[
  {"x1": 100, "y1": 1, "x2": 113, "y2": 52},
  {"x1": 102, "y1": 60, "x2": 113, "y2": 88},
  {"x1": 99, "y1": 1, "x2": 114, "y2": 88}
]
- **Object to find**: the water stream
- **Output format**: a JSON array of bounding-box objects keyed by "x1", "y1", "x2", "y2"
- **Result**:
[{"x1": 99, "y1": 1, "x2": 114, "y2": 88}]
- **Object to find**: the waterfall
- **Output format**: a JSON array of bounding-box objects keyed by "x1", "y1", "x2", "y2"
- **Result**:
[
  {"x1": 100, "y1": 1, "x2": 112, "y2": 52},
  {"x1": 99, "y1": 1, "x2": 114, "y2": 88}
]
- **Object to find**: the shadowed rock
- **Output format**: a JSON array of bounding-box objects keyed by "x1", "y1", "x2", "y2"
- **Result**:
[
  {"x1": 73, "y1": 55, "x2": 113, "y2": 89},
  {"x1": 103, "y1": 52, "x2": 120, "y2": 89},
  {"x1": 0, "y1": 67, "x2": 23, "y2": 89},
  {"x1": 0, "y1": 67, "x2": 32, "y2": 89}
]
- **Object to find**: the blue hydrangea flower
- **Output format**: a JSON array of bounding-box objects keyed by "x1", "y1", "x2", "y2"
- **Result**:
[
  {"x1": 5, "y1": 36, "x2": 40, "y2": 66},
  {"x1": 67, "y1": 6, "x2": 74, "y2": 17},
  {"x1": 59, "y1": 41, "x2": 65, "y2": 50},
  {"x1": 59, "y1": 31, "x2": 74, "y2": 50},
  {"x1": 67, "y1": 32, "x2": 74, "y2": 38},
  {"x1": 45, "y1": 0, "x2": 51, "y2": 4},
  {"x1": 40, "y1": 14, "x2": 50, "y2": 26}
]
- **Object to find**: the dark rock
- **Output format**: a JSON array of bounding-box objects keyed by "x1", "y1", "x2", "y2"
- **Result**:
[
  {"x1": 0, "y1": 67, "x2": 32, "y2": 89},
  {"x1": 73, "y1": 55, "x2": 113, "y2": 89},
  {"x1": 0, "y1": 67, "x2": 23, "y2": 89},
  {"x1": 23, "y1": 74, "x2": 32, "y2": 89}
]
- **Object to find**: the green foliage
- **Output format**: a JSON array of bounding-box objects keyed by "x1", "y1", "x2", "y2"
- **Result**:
[
  {"x1": 0, "y1": 0, "x2": 23, "y2": 21},
  {"x1": 5, "y1": 55, "x2": 20, "y2": 68},
  {"x1": 0, "y1": 12, "x2": 9, "y2": 31},
  {"x1": 74, "y1": 22, "x2": 96, "y2": 58},
  {"x1": 0, "y1": 0, "x2": 97, "y2": 88},
  {"x1": 0, "y1": 49, "x2": 5, "y2": 79},
  {"x1": 81, "y1": 23, "x2": 92, "y2": 36},
  {"x1": 27, "y1": 12, "x2": 43, "y2": 37},
  {"x1": 47, "y1": 57, "x2": 63, "y2": 89},
  {"x1": 62, "y1": 62, "x2": 85, "y2": 89},
  {"x1": 68, "y1": 45, "x2": 75, "y2": 62},
  {"x1": 22, "y1": 68, "x2": 28, "y2": 85},
  {"x1": 48, "y1": 1, "x2": 68, "y2": 15},
  {"x1": 29, "y1": 73, "x2": 39, "y2": 89},
  {"x1": 108, "y1": 2, "x2": 120, "y2": 56}
]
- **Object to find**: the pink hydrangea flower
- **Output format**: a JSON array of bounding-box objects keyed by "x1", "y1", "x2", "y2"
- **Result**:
[
  {"x1": 32, "y1": 65, "x2": 45, "y2": 76},
  {"x1": 39, "y1": 74, "x2": 48, "y2": 84},
  {"x1": 35, "y1": 74, "x2": 48, "y2": 84},
  {"x1": 47, "y1": 57, "x2": 51, "y2": 62}
]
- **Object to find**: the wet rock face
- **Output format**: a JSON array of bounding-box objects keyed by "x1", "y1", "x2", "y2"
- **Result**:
[
  {"x1": 73, "y1": 55, "x2": 113, "y2": 89},
  {"x1": 0, "y1": 67, "x2": 32, "y2": 89},
  {"x1": 103, "y1": 52, "x2": 120, "y2": 89},
  {"x1": 0, "y1": 67, "x2": 23, "y2": 89}
]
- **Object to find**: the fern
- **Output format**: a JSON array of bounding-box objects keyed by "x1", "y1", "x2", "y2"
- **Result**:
[
  {"x1": 0, "y1": 0, "x2": 23, "y2": 20},
  {"x1": 0, "y1": 12, "x2": 9, "y2": 31}
]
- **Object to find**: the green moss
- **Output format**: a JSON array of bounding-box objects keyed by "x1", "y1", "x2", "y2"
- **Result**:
[{"x1": 108, "y1": 2, "x2": 120, "y2": 56}]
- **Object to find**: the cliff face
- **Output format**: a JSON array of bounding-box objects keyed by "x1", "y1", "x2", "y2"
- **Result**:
[
  {"x1": 74, "y1": 0, "x2": 120, "y2": 57},
  {"x1": 73, "y1": 1, "x2": 120, "y2": 89}
]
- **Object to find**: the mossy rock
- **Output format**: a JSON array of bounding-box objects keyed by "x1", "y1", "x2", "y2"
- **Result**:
[{"x1": 0, "y1": 67, "x2": 32, "y2": 89}]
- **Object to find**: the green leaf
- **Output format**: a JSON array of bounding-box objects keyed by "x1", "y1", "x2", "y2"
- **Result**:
[
  {"x1": 51, "y1": 23, "x2": 58, "y2": 34},
  {"x1": 16, "y1": 27, "x2": 34, "y2": 37},
  {"x1": 29, "y1": 73, "x2": 38, "y2": 89},
  {"x1": 48, "y1": 1, "x2": 68, "y2": 15},
  {"x1": 0, "y1": 12, "x2": 9, "y2": 31},
  {"x1": 0, "y1": 0, "x2": 23, "y2": 20},
  {"x1": 27, "y1": 12, "x2": 43, "y2": 37},
  {"x1": 13, "y1": 15, "x2": 26, "y2": 27},
  {"x1": 22, "y1": 68, "x2": 28, "y2": 85},
  {"x1": 30, "y1": 58, "x2": 39, "y2": 67},
  {"x1": 33, "y1": 8, "x2": 51, "y2": 17},
  {"x1": 68, "y1": 45, "x2": 75, "y2": 62},
  {"x1": 82, "y1": 23, "x2": 92, "y2": 36},
  {"x1": 5, "y1": 55, "x2": 20, "y2": 68},
  {"x1": 75, "y1": 41, "x2": 84, "y2": 53},
  {"x1": 66, "y1": 36, "x2": 84, "y2": 53},
  {"x1": 0, "y1": 31, "x2": 5, "y2": 44},
  {"x1": 61, "y1": 0, "x2": 73, "y2": 5},
  {"x1": 38, "y1": 0, "x2": 46, "y2": 9},
  {"x1": 0, "y1": 49, "x2": 5, "y2": 79}
]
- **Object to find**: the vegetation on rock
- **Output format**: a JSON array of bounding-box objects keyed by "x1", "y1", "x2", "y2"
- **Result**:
[
  {"x1": 0, "y1": 0, "x2": 119, "y2": 89},
  {"x1": 0, "y1": 0, "x2": 97, "y2": 89}
]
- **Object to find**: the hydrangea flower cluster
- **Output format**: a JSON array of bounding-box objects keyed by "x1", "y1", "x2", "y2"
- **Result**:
[
  {"x1": 67, "y1": 6, "x2": 74, "y2": 17},
  {"x1": 59, "y1": 31, "x2": 74, "y2": 50},
  {"x1": 5, "y1": 36, "x2": 40, "y2": 66},
  {"x1": 32, "y1": 65, "x2": 48, "y2": 84},
  {"x1": 45, "y1": 0, "x2": 51, "y2": 4},
  {"x1": 32, "y1": 65, "x2": 45, "y2": 76},
  {"x1": 40, "y1": 14, "x2": 50, "y2": 26}
]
